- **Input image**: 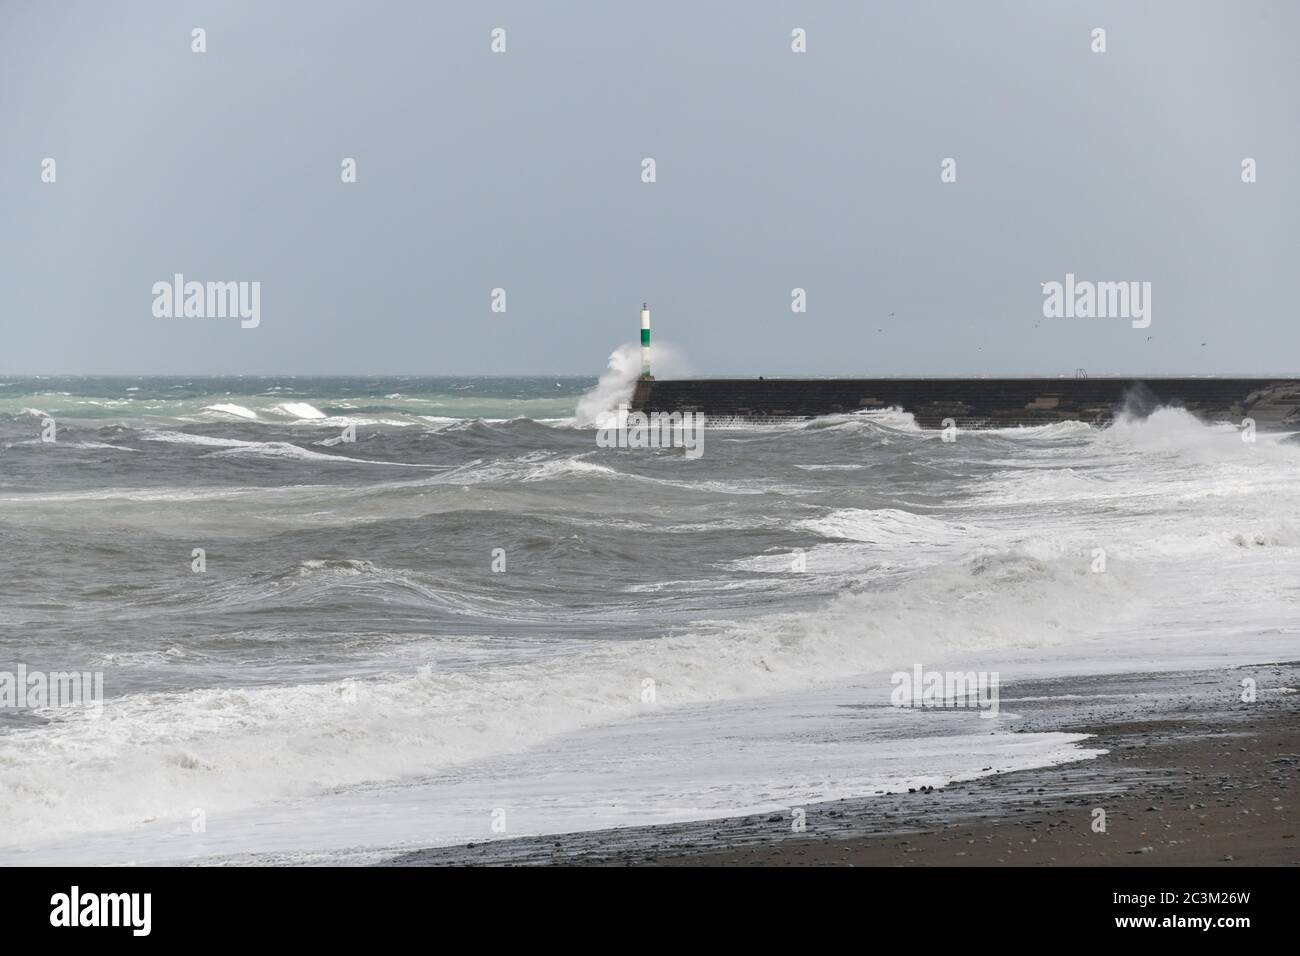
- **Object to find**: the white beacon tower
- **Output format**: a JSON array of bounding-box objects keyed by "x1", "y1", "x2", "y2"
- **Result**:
[{"x1": 640, "y1": 302, "x2": 652, "y2": 379}]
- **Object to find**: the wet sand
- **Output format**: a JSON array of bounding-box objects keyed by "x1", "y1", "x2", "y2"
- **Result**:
[{"x1": 387, "y1": 662, "x2": 1299, "y2": 867}]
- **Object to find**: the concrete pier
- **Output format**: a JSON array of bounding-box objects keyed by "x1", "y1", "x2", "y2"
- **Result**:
[{"x1": 630, "y1": 377, "x2": 1300, "y2": 429}]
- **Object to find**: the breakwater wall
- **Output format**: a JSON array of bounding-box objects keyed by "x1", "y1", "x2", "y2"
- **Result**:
[{"x1": 630, "y1": 377, "x2": 1300, "y2": 429}]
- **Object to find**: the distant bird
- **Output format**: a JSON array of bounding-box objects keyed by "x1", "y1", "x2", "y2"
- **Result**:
[
  {"x1": 1146, "y1": 336, "x2": 1152, "y2": 341},
  {"x1": 1201, "y1": 341, "x2": 1207, "y2": 347},
  {"x1": 888, "y1": 312, "x2": 895, "y2": 317}
]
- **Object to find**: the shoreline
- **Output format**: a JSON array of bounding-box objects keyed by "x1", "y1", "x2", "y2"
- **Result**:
[{"x1": 387, "y1": 662, "x2": 1299, "y2": 867}]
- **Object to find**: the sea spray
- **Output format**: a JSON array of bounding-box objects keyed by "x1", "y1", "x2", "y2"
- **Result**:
[{"x1": 574, "y1": 341, "x2": 688, "y2": 427}]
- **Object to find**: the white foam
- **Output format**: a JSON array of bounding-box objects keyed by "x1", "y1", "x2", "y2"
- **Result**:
[
  {"x1": 843, "y1": 406, "x2": 923, "y2": 431},
  {"x1": 142, "y1": 430, "x2": 257, "y2": 447},
  {"x1": 0, "y1": 540, "x2": 1160, "y2": 848},
  {"x1": 573, "y1": 341, "x2": 690, "y2": 427},
  {"x1": 63, "y1": 441, "x2": 137, "y2": 452},
  {"x1": 202, "y1": 403, "x2": 260, "y2": 420},
  {"x1": 984, "y1": 420, "x2": 1097, "y2": 438},
  {"x1": 0, "y1": 687, "x2": 1101, "y2": 866},
  {"x1": 800, "y1": 507, "x2": 974, "y2": 545},
  {"x1": 207, "y1": 442, "x2": 432, "y2": 467},
  {"x1": 274, "y1": 402, "x2": 327, "y2": 420}
]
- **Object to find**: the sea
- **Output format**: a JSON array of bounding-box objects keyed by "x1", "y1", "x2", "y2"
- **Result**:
[{"x1": 1, "y1": 360, "x2": 1296, "y2": 864}]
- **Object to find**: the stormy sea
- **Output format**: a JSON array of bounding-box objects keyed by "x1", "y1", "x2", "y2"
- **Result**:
[{"x1": 1, "y1": 359, "x2": 1296, "y2": 864}]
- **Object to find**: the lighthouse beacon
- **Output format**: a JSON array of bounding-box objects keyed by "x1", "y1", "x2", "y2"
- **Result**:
[{"x1": 640, "y1": 303, "x2": 652, "y2": 380}]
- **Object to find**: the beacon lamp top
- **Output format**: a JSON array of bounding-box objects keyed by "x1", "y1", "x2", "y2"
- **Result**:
[{"x1": 640, "y1": 303, "x2": 652, "y2": 380}]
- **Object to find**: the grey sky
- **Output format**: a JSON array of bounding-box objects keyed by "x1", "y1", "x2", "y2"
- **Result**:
[{"x1": 1, "y1": 0, "x2": 1296, "y2": 376}]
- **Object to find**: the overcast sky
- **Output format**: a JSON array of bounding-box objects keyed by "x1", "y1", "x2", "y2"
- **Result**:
[{"x1": 1, "y1": 0, "x2": 1296, "y2": 376}]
